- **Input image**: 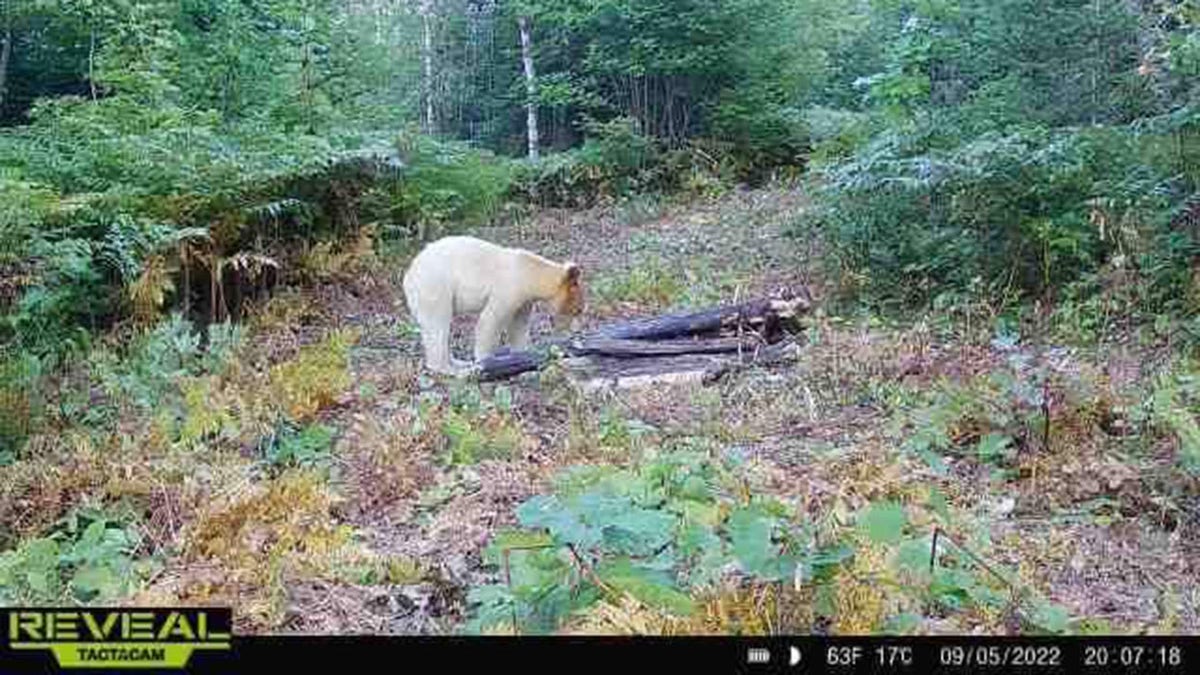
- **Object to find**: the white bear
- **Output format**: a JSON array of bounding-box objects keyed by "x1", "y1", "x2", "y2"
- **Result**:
[{"x1": 402, "y1": 235, "x2": 584, "y2": 376}]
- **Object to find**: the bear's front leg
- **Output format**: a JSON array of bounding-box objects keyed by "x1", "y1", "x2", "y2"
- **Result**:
[
  {"x1": 507, "y1": 304, "x2": 533, "y2": 351},
  {"x1": 473, "y1": 302, "x2": 510, "y2": 362}
]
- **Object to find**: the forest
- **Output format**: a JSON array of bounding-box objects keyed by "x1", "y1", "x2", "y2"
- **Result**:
[{"x1": 0, "y1": 0, "x2": 1198, "y2": 636}]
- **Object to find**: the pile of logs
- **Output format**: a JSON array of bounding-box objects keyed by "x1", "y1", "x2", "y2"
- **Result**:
[{"x1": 477, "y1": 288, "x2": 813, "y2": 390}]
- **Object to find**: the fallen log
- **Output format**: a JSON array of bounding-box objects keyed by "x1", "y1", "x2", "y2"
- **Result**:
[
  {"x1": 474, "y1": 290, "x2": 812, "y2": 383},
  {"x1": 475, "y1": 335, "x2": 770, "y2": 381},
  {"x1": 595, "y1": 294, "x2": 810, "y2": 341},
  {"x1": 574, "y1": 341, "x2": 801, "y2": 392},
  {"x1": 474, "y1": 349, "x2": 549, "y2": 380},
  {"x1": 568, "y1": 335, "x2": 763, "y2": 357}
]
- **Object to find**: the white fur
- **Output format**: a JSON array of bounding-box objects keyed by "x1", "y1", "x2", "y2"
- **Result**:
[{"x1": 402, "y1": 236, "x2": 578, "y2": 376}]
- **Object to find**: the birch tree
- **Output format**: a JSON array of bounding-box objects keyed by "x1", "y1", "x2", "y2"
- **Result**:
[
  {"x1": 0, "y1": 3, "x2": 11, "y2": 114},
  {"x1": 518, "y1": 13, "x2": 538, "y2": 160},
  {"x1": 420, "y1": 0, "x2": 436, "y2": 134}
]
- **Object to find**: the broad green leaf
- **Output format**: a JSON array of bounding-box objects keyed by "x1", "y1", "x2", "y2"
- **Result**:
[
  {"x1": 884, "y1": 612, "x2": 923, "y2": 633},
  {"x1": 859, "y1": 501, "x2": 906, "y2": 544},
  {"x1": 895, "y1": 536, "x2": 933, "y2": 575},
  {"x1": 728, "y1": 506, "x2": 782, "y2": 579},
  {"x1": 516, "y1": 495, "x2": 600, "y2": 548},
  {"x1": 1027, "y1": 599, "x2": 1070, "y2": 634},
  {"x1": 976, "y1": 433, "x2": 1012, "y2": 463},
  {"x1": 483, "y1": 529, "x2": 555, "y2": 567},
  {"x1": 25, "y1": 537, "x2": 59, "y2": 566},
  {"x1": 928, "y1": 487, "x2": 952, "y2": 524},
  {"x1": 675, "y1": 498, "x2": 721, "y2": 528},
  {"x1": 678, "y1": 520, "x2": 720, "y2": 557},
  {"x1": 71, "y1": 564, "x2": 123, "y2": 599},
  {"x1": 22, "y1": 538, "x2": 60, "y2": 598},
  {"x1": 966, "y1": 581, "x2": 1006, "y2": 609},
  {"x1": 809, "y1": 543, "x2": 854, "y2": 568},
  {"x1": 677, "y1": 474, "x2": 713, "y2": 501},
  {"x1": 603, "y1": 507, "x2": 675, "y2": 556},
  {"x1": 595, "y1": 558, "x2": 695, "y2": 617},
  {"x1": 551, "y1": 465, "x2": 626, "y2": 497},
  {"x1": 65, "y1": 520, "x2": 107, "y2": 563},
  {"x1": 468, "y1": 584, "x2": 512, "y2": 606},
  {"x1": 814, "y1": 582, "x2": 838, "y2": 618},
  {"x1": 463, "y1": 584, "x2": 516, "y2": 634},
  {"x1": 930, "y1": 568, "x2": 975, "y2": 610},
  {"x1": 679, "y1": 522, "x2": 728, "y2": 586}
]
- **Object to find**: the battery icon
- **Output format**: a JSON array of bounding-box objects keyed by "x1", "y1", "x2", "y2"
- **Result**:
[{"x1": 747, "y1": 648, "x2": 771, "y2": 664}]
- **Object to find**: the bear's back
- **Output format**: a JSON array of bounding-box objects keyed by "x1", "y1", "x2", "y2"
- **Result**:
[{"x1": 405, "y1": 236, "x2": 513, "y2": 313}]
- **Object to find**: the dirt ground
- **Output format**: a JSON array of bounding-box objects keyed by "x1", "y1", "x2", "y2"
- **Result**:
[{"x1": 206, "y1": 186, "x2": 1198, "y2": 635}]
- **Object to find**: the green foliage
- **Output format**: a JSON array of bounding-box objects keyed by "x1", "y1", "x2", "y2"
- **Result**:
[
  {"x1": 465, "y1": 451, "x2": 841, "y2": 634},
  {"x1": 810, "y1": 125, "x2": 1176, "y2": 307},
  {"x1": 0, "y1": 510, "x2": 154, "y2": 605},
  {"x1": 262, "y1": 422, "x2": 337, "y2": 472},
  {"x1": 469, "y1": 456, "x2": 1077, "y2": 635},
  {"x1": 726, "y1": 504, "x2": 803, "y2": 581},
  {"x1": 96, "y1": 314, "x2": 201, "y2": 411},
  {"x1": 513, "y1": 118, "x2": 671, "y2": 207},
  {"x1": 803, "y1": 106, "x2": 875, "y2": 167},
  {"x1": 507, "y1": 0, "x2": 815, "y2": 167},
  {"x1": 858, "y1": 501, "x2": 907, "y2": 545},
  {"x1": 803, "y1": 0, "x2": 1200, "y2": 325},
  {"x1": 390, "y1": 134, "x2": 518, "y2": 237},
  {"x1": 4, "y1": 238, "x2": 104, "y2": 360},
  {"x1": 201, "y1": 321, "x2": 248, "y2": 374},
  {"x1": 709, "y1": 89, "x2": 808, "y2": 182},
  {"x1": 433, "y1": 383, "x2": 523, "y2": 466},
  {"x1": 33, "y1": 314, "x2": 246, "y2": 449},
  {"x1": 895, "y1": 342, "x2": 1059, "y2": 478},
  {"x1": 882, "y1": 496, "x2": 1073, "y2": 635},
  {"x1": 596, "y1": 405, "x2": 656, "y2": 454},
  {"x1": 1149, "y1": 365, "x2": 1200, "y2": 476},
  {"x1": 0, "y1": 351, "x2": 44, "y2": 463},
  {"x1": 0, "y1": 0, "x2": 417, "y2": 376},
  {"x1": 92, "y1": 313, "x2": 248, "y2": 415},
  {"x1": 0, "y1": 178, "x2": 61, "y2": 265},
  {"x1": 469, "y1": 530, "x2": 586, "y2": 634},
  {"x1": 592, "y1": 258, "x2": 686, "y2": 309}
]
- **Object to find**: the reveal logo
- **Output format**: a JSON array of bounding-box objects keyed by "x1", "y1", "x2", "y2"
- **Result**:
[{"x1": 4, "y1": 608, "x2": 231, "y2": 669}]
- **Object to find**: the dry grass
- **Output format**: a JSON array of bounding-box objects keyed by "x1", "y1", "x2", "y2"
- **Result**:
[
  {"x1": 147, "y1": 469, "x2": 369, "y2": 630},
  {"x1": 562, "y1": 583, "x2": 818, "y2": 636},
  {"x1": 338, "y1": 410, "x2": 439, "y2": 523}
]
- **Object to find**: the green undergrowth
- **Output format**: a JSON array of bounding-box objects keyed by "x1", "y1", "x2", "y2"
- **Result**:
[{"x1": 465, "y1": 448, "x2": 1073, "y2": 635}]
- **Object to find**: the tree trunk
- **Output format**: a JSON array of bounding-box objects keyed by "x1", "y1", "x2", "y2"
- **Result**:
[
  {"x1": 88, "y1": 24, "x2": 97, "y2": 101},
  {"x1": 0, "y1": 16, "x2": 10, "y2": 114},
  {"x1": 420, "y1": 0, "x2": 436, "y2": 135},
  {"x1": 518, "y1": 15, "x2": 539, "y2": 161},
  {"x1": 180, "y1": 244, "x2": 190, "y2": 321}
]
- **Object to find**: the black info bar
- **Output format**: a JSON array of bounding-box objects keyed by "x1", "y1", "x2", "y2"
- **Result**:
[
  {"x1": 223, "y1": 636, "x2": 1191, "y2": 674},
  {"x1": 1, "y1": 610, "x2": 1196, "y2": 675}
]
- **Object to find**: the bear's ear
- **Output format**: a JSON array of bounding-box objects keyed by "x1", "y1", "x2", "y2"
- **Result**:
[{"x1": 566, "y1": 263, "x2": 581, "y2": 283}]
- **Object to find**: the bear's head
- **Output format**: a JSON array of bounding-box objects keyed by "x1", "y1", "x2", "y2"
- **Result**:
[{"x1": 550, "y1": 263, "x2": 585, "y2": 330}]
